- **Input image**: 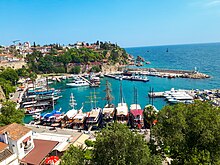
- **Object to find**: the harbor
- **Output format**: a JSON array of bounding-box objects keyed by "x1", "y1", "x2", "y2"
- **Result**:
[
  {"x1": 148, "y1": 88, "x2": 220, "y2": 105},
  {"x1": 13, "y1": 72, "x2": 219, "y2": 130}
]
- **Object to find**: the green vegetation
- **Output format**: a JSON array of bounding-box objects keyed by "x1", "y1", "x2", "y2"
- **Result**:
[
  {"x1": 26, "y1": 42, "x2": 128, "y2": 74},
  {"x1": 151, "y1": 101, "x2": 220, "y2": 164},
  {"x1": 70, "y1": 66, "x2": 81, "y2": 74},
  {"x1": 0, "y1": 101, "x2": 25, "y2": 126},
  {"x1": 60, "y1": 145, "x2": 86, "y2": 165},
  {"x1": 143, "y1": 104, "x2": 158, "y2": 129},
  {"x1": 0, "y1": 68, "x2": 19, "y2": 85},
  {"x1": 90, "y1": 65, "x2": 101, "y2": 73},
  {"x1": 0, "y1": 78, "x2": 15, "y2": 99},
  {"x1": 93, "y1": 123, "x2": 161, "y2": 165},
  {"x1": 0, "y1": 68, "x2": 19, "y2": 99},
  {"x1": 61, "y1": 123, "x2": 161, "y2": 165}
]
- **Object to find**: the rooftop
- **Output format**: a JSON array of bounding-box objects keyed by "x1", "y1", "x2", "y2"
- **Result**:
[
  {"x1": 0, "y1": 142, "x2": 8, "y2": 152},
  {"x1": 21, "y1": 139, "x2": 58, "y2": 165},
  {"x1": 0, "y1": 123, "x2": 31, "y2": 141},
  {"x1": 0, "y1": 148, "x2": 13, "y2": 163}
]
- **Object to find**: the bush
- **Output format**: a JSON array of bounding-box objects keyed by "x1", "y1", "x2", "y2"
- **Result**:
[
  {"x1": 90, "y1": 66, "x2": 101, "y2": 73},
  {"x1": 70, "y1": 66, "x2": 81, "y2": 74}
]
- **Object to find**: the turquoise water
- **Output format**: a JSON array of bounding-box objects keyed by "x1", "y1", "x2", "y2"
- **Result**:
[{"x1": 24, "y1": 43, "x2": 220, "y2": 123}]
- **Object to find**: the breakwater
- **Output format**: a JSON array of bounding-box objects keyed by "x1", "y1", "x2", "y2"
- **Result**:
[{"x1": 126, "y1": 68, "x2": 210, "y2": 79}]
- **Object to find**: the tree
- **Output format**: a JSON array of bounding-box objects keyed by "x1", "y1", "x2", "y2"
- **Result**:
[
  {"x1": 90, "y1": 66, "x2": 101, "y2": 73},
  {"x1": 59, "y1": 53, "x2": 72, "y2": 72},
  {"x1": 143, "y1": 104, "x2": 158, "y2": 129},
  {"x1": 0, "y1": 101, "x2": 25, "y2": 126},
  {"x1": 0, "y1": 68, "x2": 19, "y2": 85},
  {"x1": 60, "y1": 145, "x2": 86, "y2": 165},
  {"x1": 0, "y1": 78, "x2": 15, "y2": 99},
  {"x1": 71, "y1": 66, "x2": 81, "y2": 74},
  {"x1": 151, "y1": 101, "x2": 220, "y2": 164},
  {"x1": 93, "y1": 123, "x2": 161, "y2": 165}
]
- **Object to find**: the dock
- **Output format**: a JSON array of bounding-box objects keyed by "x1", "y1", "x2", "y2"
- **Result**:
[{"x1": 126, "y1": 68, "x2": 210, "y2": 79}]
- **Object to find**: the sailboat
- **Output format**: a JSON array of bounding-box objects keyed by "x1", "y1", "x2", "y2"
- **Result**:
[
  {"x1": 116, "y1": 81, "x2": 128, "y2": 121},
  {"x1": 102, "y1": 80, "x2": 115, "y2": 120},
  {"x1": 129, "y1": 87, "x2": 144, "y2": 128},
  {"x1": 86, "y1": 89, "x2": 103, "y2": 127},
  {"x1": 65, "y1": 93, "x2": 78, "y2": 119}
]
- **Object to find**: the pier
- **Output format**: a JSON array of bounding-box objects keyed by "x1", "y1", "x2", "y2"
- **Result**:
[
  {"x1": 125, "y1": 68, "x2": 210, "y2": 79},
  {"x1": 148, "y1": 88, "x2": 220, "y2": 106}
]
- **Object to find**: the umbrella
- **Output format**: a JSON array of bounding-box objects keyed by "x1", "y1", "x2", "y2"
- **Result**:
[{"x1": 45, "y1": 156, "x2": 59, "y2": 164}]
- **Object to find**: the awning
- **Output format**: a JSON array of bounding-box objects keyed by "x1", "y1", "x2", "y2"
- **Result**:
[
  {"x1": 21, "y1": 139, "x2": 58, "y2": 165},
  {"x1": 53, "y1": 141, "x2": 70, "y2": 152}
]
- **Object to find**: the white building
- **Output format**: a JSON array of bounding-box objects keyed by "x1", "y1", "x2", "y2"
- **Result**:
[
  {"x1": 0, "y1": 123, "x2": 34, "y2": 160},
  {"x1": 0, "y1": 142, "x2": 18, "y2": 165}
]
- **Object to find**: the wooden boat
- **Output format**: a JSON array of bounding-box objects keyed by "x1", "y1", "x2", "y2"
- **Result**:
[{"x1": 116, "y1": 81, "x2": 128, "y2": 121}]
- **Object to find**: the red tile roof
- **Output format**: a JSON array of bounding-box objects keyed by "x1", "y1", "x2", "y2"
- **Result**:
[
  {"x1": 21, "y1": 139, "x2": 59, "y2": 165},
  {"x1": 0, "y1": 123, "x2": 31, "y2": 141},
  {"x1": 0, "y1": 142, "x2": 8, "y2": 152}
]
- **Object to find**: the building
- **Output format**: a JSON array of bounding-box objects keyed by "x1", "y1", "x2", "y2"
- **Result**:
[
  {"x1": 0, "y1": 142, "x2": 18, "y2": 165},
  {"x1": 0, "y1": 123, "x2": 34, "y2": 160}
]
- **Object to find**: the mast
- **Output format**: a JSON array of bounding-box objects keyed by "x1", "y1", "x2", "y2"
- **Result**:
[
  {"x1": 69, "y1": 93, "x2": 77, "y2": 110},
  {"x1": 119, "y1": 81, "x2": 123, "y2": 104},
  {"x1": 103, "y1": 80, "x2": 114, "y2": 107},
  {"x1": 133, "y1": 87, "x2": 138, "y2": 110}
]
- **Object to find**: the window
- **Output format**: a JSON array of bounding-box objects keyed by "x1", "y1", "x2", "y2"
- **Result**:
[{"x1": 20, "y1": 143, "x2": 22, "y2": 148}]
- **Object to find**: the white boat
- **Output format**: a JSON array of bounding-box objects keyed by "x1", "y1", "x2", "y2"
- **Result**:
[
  {"x1": 32, "y1": 113, "x2": 41, "y2": 120},
  {"x1": 25, "y1": 108, "x2": 44, "y2": 115},
  {"x1": 65, "y1": 93, "x2": 78, "y2": 119},
  {"x1": 66, "y1": 80, "x2": 89, "y2": 87},
  {"x1": 86, "y1": 107, "x2": 102, "y2": 124},
  {"x1": 116, "y1": 82, "x2": 128, "y2": 120},
  {"x1": 168, "y1": 98, "x2": 179, "y2": 104},
  {"x1": 131, "y1": 75, "x2": 149, "y2": 82}
]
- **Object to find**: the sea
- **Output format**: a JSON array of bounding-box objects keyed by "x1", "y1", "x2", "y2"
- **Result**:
[{"x1": 24, "y1": 43, "x2": 220, "y2": 123}]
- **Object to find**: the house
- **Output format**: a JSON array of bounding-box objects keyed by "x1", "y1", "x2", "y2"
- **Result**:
[
  {"x1": 0, "y1": 123, "x2": 34, "y2": 160},
  {"x1": 0, "y1": 142, "x2": 18, "y2": 165}
]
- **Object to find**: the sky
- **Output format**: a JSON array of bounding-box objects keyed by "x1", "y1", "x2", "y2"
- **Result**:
[{"x1": 0, "y1": 0, "x2": 220, "y2": 47}]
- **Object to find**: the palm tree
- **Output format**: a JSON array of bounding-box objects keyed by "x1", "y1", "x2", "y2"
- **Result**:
[
  {"x1": 143, "y1": 104, "x2": 157, "y2": 129},
  {"x1": 29, "y1": 72, "x2": 37, "y2": 90}
]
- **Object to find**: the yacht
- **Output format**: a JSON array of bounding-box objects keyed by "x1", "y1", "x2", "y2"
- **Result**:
[
  {"x1": 131, "y1": 75, "x2": 149, "y2": 82},
  {"x1": 66, "y1": 80, "x2": 89, "y2": 87}
]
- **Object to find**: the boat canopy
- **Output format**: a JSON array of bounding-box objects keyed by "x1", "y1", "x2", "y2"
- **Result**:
[
  {"x1": 42, "y1": 109, "x2": 61, "y2": 118},
  {"x1": 130, "y1": 109, "x2": 143, "y2": 117},
  {"x1": 130, "y1": 104, "x2": 141, "y2": 110},
  {"x1": 66, "y1": 109, "x2": 78, "y2": 118}
]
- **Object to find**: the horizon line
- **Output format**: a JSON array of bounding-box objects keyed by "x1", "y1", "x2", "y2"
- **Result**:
[{"x1": 124, "y1": 41, "x2": 220, "y2": 49}]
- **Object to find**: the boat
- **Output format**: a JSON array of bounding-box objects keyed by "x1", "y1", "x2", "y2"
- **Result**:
[
  {"x1": 129, "y1": 87, "x2": 144, "y2": 128},
  {"x1": 116, "y1": 81, "x2": 128, "y2": 121},
  {"x1": 102, "y1": 80, "x2": 115, "y2": 120},
  {"x1": 146, "y1": 61, "x2": 151, "y2": 64},
  {"x1": 65, "y1": 93, "x2": 78, "y2": 119},
  {"x1": 71, "y1": 108, "x2": 87, "y2": 130},
  {"x1": 131, "y1": 75, "x2": 149, "y2": 82},
  {"x1": 41, "y1": 108, "x2": 62, "y2": 122},
  {"x1": 90, "y1": 83, "x2": 100, "y2": 88},
  {"x1": 85, "y1": 89, "x2": 103, "y2": 129},
  {"x1": 32, "y1": 113, "x2": 41, "y2": 120},
  {"x1": 25, "y1": 107, "x2": 44, "y2": 115},
  {"x1": 66, "y1": 80, "x2": 89, "y2": 87},
  {"x1": 86, "y1": 107, "x2": 102, "y2": 125}
]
